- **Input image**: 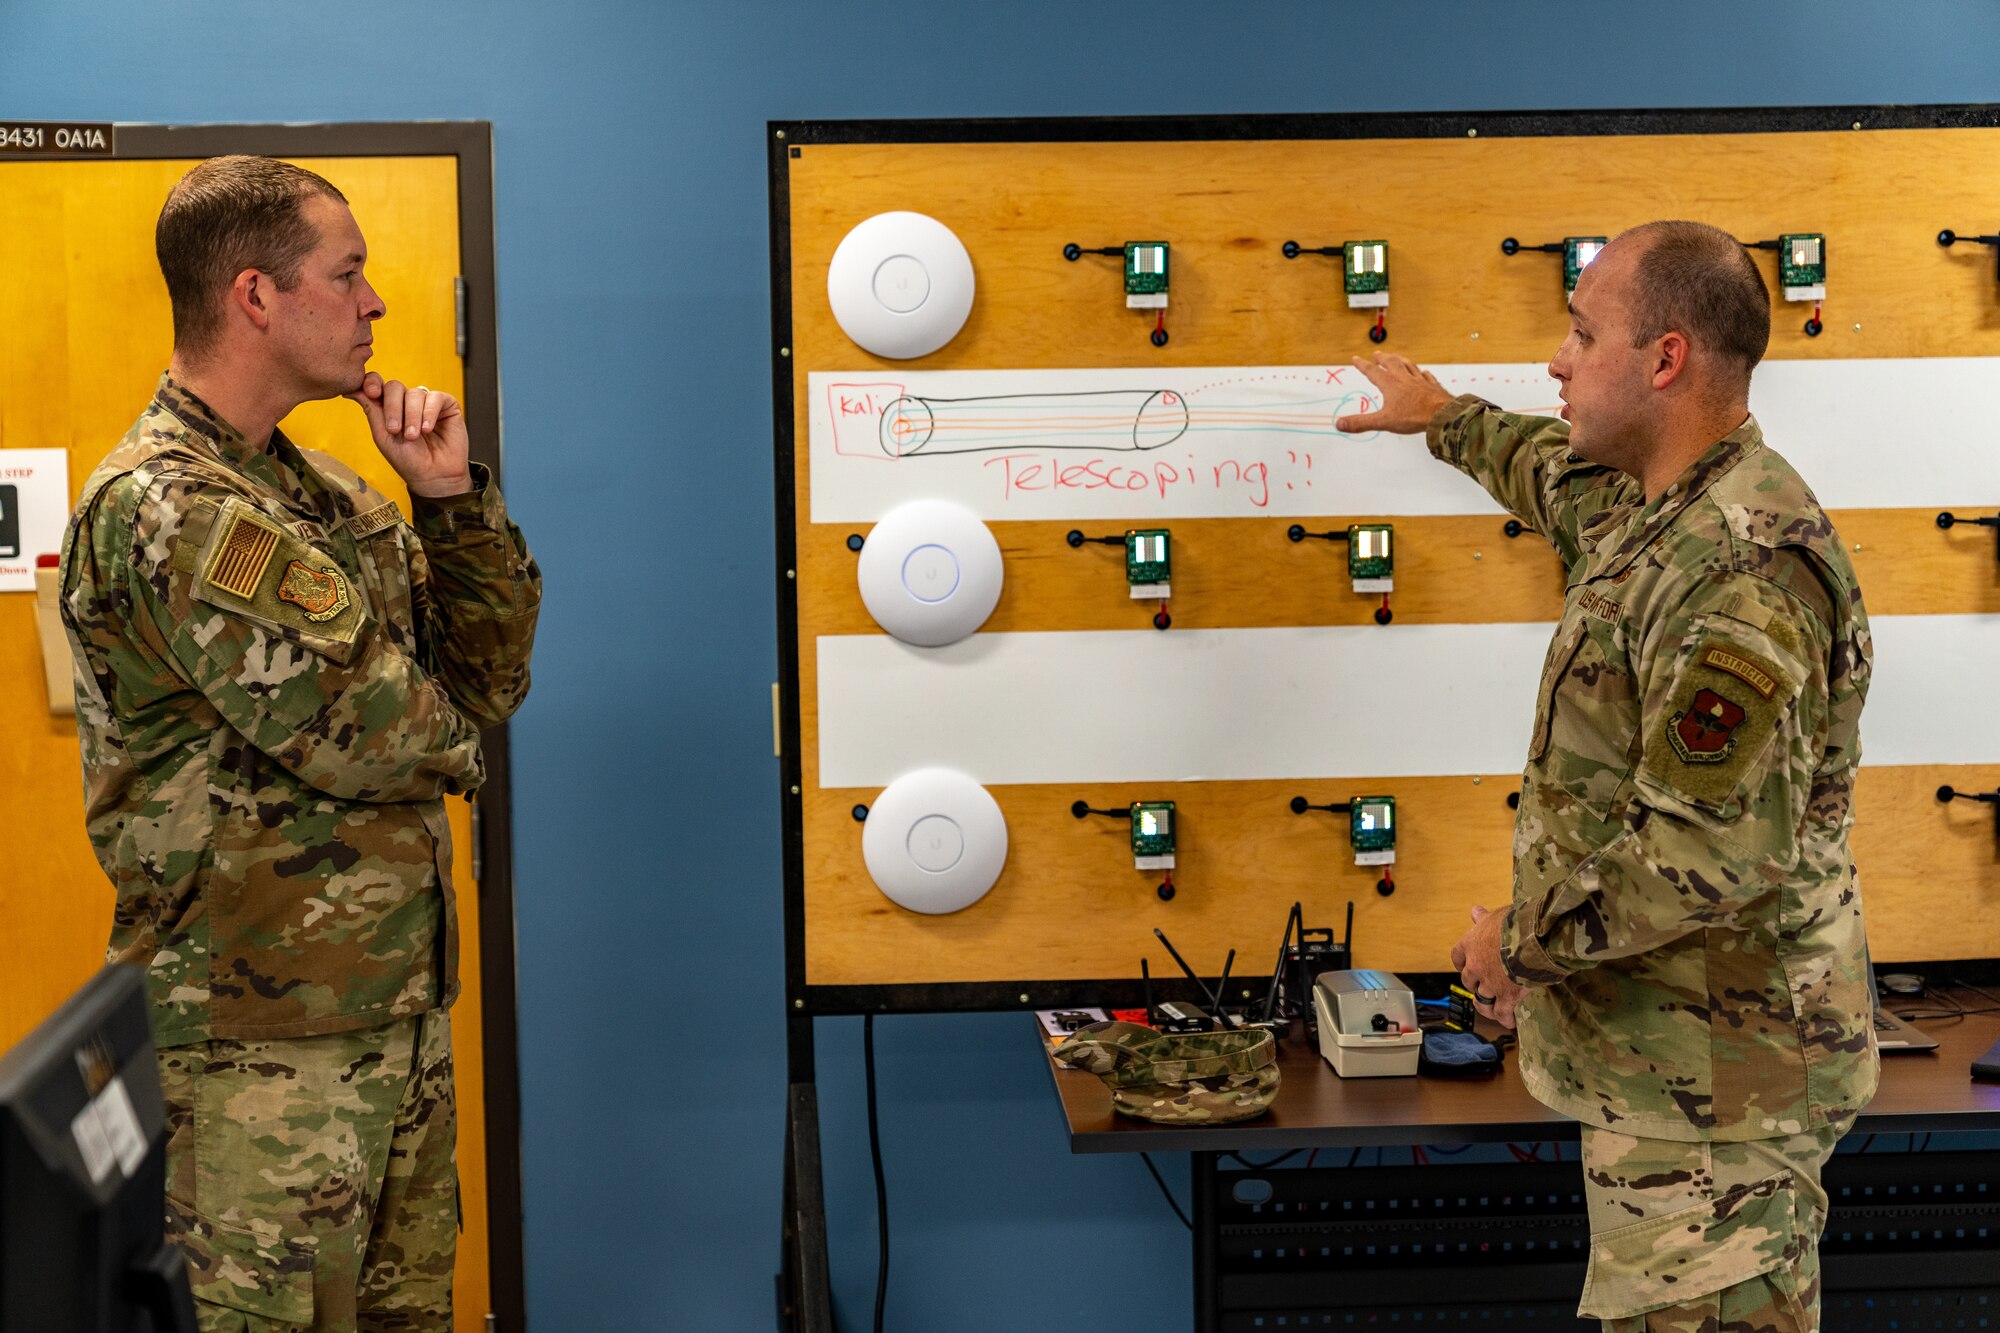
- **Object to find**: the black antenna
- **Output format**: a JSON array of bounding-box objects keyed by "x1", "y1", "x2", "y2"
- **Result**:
[
  {"x1": 1213, "y1": 949, "x2": 1237, "y2": 1030},
  {"x1": 1344, "y1": 900, "x2": 1355, "y2": 951},
  {"x1": 1291, "y1": 904, "x2": 1315, "y2": 1032},
  {"x1": 1141, "y1": 957, "x2": 1155, "y2": 1028},
  {"x1": 1153, "y1": 926, "x2": 1223, "y2": 1011},
  {"x1": 1259, "y1": 902, "x2": 1300, "y2": 1023}
]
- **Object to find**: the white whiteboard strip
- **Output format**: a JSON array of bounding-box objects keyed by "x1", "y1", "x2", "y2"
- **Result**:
[
  {"x1": 816, "y1": 614, "x2": 2000, "y2": 788},
  {"x1": 807, "y1": 360, "x2": 2000, "y2": 523},
  {"x1": 816, "y1": 624, "x2": 1548, "y2": 788},
  {"x1": 1860, "y1": 614, "x2": 2000, "y2": 768}
]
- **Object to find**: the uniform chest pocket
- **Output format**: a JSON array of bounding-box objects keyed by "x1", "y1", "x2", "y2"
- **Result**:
[
  {"x1": 1530, "y1": 610, "x2": 1641, "y2": 821},
  {"x1": 354, "y1": 524, "x2": 418, "y2": 650}
]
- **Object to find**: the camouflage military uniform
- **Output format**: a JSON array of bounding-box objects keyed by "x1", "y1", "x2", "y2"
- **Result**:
[
  {"x1": 60, "y1": 375, "x2": 540, "y2": 1331},
  {"x1": 159, "y1": 1011, "x2": 456, "y2": 1329},
  {"x1": 1428, "y1": 396, "x2": 1874, "y2": 1329},
  {"x1": 1579, "y1": 1124, "x2": 1840, "y2": 1332}
]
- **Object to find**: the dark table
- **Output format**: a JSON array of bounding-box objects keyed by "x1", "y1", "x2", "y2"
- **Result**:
[
  {"x1": 1048, "y1": 1003, "x2": 2000, "y2": 1152},
  {"x1": 1044, "y1": 997, "x2": 2000, "y2": 1332}
]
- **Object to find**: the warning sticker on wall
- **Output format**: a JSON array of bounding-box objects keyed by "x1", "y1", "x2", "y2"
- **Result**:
[{"x1": 0, "y1": 449, "x2": 69, "y2": 592}]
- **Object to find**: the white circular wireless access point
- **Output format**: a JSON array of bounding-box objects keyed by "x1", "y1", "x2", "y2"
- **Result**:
[
  {"x1": 855, "y1": 498, "x2": 1003, "y2": 647},
  {"x1": 863, "y1": 768, "x2": 1008, "y2": 915},
  {"x1": 826, "y1": 211, "x2": 975, "y2": 359}
]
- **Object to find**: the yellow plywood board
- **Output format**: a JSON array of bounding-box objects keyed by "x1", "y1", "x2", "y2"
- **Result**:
[{"x1": 784, "y1": 128, "x2": 2000, "y2": 989}]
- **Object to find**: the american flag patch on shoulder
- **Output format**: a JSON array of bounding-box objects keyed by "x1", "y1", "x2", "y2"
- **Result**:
[{"x1": 204, "y1": 512, "x2": 280, "y2": 599}]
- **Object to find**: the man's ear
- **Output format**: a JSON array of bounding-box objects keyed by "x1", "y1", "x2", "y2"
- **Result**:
[
  {"x1": 1651, "y1": 330, "x2": 1692, "y2": 391},
  {"x1": 229, "y1": 269, "x2": 273, "y2": 332}
]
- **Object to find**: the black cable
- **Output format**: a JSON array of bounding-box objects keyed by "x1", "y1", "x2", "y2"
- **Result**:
[
  {"x1": 1886, "y1": 983, "x2": 2000, "y2": 1022},
  {"x1": 1223, "y1": 1149, "x2": 1302, "y2": 1169},
  {"x1": 1952, "y1": 978, "x2": 2000, "y2": 1011},
  {"x1": 1140, "y1": 1153, "x2": 1193, "y2": 1231},
  {"x1": 1885, "y1": 977, "x2": 2000, "y2": 1024},
  {"x1": 1894, "y1": 983, "x2": 2000, "y2": 1023},
  {"x1": 1346, "y1": 1146, "x2": 1363, "y2": 1168},
  {"x1": 864, "y1": 1014, "x2": 889, "y2": 1333}
]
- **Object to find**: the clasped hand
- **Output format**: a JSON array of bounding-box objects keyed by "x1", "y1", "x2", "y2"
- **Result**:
[{"x1": 346, "y1": 373, "x2": 473, "y2": 498}]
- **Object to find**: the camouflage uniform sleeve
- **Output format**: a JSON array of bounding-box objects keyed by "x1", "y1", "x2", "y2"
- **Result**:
[
  {"x1": 406, "y1": 462, "x2": 541, "y2": 725},
  {"x1": 107, "y1": 470, "x2": 488, "y2": 803},
  {"x1": 1426, "y1": 394, "x2": 1617, "y2": 572},
  {"x1": 1501, "y1": 570, "x2": 1832, "y2": 984}
]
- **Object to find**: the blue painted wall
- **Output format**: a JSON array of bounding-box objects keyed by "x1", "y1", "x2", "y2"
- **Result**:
[{"x1": 7, "y1": 3, "x2": 2000, "y2": 1328}]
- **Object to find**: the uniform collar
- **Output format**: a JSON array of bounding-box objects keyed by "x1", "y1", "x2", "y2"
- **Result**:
[
  {"x1": 1582, "y1": 415, "x2": 1763, "y2": 581},
  {"x1": 152, "y1": 372, "x2": 272, "y2": 469},
  {"x1": 150, "y1": 372, "x2": 332, "y2": 521}
]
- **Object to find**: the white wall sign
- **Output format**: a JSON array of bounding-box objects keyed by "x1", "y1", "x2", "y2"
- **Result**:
[{"x1": 0, "y1": 449, "x2": 70, "y2": 592}]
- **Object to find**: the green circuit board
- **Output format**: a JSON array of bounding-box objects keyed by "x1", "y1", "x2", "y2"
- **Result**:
[
  {"x1": 1124, "y1": 241, "x2": 1170, "y2": 297},
  {"x1": 1348, "y1": 524, "x2": 1393, "y2": 580},
  {"x1": 1564, "y1": 236, "x2": 1608, "y2": 295},
  {"x1": 1126, "y1": 529, "x2": 1171, "y2": 587},
  {"x1": 1780, "y1": 232, "x2": 1826, "y2": 288},
  {"x1": 1350, "y1": 797, "x2": 1396, "y2": 854},
  {"x1": 1131, "y1": 802, "x2": 1176, "y2": 860},
  {"x1": 1344, "y1": 240, "x2": 1389, "y2": 296}
]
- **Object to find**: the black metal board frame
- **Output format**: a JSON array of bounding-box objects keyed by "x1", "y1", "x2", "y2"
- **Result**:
[
  {"x1": 771, "y1": 101, "x2": 2000, "y2": 1022},
  {"x1": 768, "y1": 100, "x2": 2000, "y2": 1333},
  {"x1": 8, "y1": 120, "x2": 527, "y2": 1333}
]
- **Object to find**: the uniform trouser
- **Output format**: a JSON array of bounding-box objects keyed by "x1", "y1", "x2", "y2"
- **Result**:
[
  {"x1": 158, "y1": 1009, "x2": 458, "y2": 1333},
  {"x1": 1578, "y1": 1122, "x2": 1848, "y2": 1333}
]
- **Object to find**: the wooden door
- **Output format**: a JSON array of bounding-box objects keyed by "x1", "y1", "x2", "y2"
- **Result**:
[{"x1": 0, "y1": 155, "x2": 493, "y2": 1332}]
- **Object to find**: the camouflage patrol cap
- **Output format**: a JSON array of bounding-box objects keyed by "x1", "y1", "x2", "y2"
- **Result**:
[{"x1": 1052, "y1": 1020, "x2": 1279, "y2": 1125}]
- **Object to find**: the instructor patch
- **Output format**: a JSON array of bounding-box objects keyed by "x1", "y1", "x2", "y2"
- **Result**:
[{"x1": 1700, "y1": 646, "x2": 1778, "y2": 699}]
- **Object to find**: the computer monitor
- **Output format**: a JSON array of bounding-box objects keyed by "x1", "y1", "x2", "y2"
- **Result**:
[{"x1": 0, "y1": 964, "x2": 194, "y2": 1332}]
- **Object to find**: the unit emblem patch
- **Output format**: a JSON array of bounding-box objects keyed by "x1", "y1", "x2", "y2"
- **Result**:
[
  {"x1": 1668, "y1": 688, "x2": 1746, "y2": 764},
  {"x1": 275, "y1": 560, "x2": 352, "y2": 622}
]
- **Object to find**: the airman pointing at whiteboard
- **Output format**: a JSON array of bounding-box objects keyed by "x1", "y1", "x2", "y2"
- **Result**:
[{"x1": 1338, "y1": 221, "x2": 1875, "y2": 1333}]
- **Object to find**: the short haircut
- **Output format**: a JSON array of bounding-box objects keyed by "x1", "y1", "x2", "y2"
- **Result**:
[
  {"x1": 1618, "y1": 220, "x2": 1771, "y2": 387},
  {"x1": 155, "y1": 155, "x2": 347, "y2": 356}
]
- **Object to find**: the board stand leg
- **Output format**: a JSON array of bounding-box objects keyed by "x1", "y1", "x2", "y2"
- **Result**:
[
  {"x1": 776, "y1": 1015, "x2": 833, "y2": 1333},
  {"x1": 1193, "y1": 1150, "x2": 1220, "y2": 1333}
]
